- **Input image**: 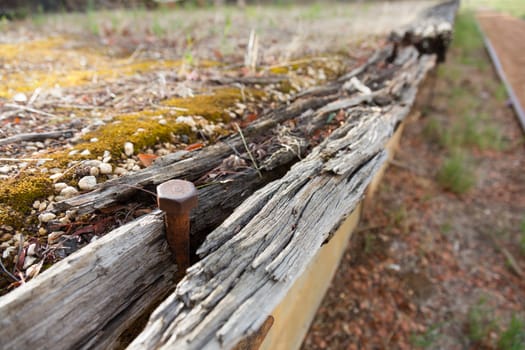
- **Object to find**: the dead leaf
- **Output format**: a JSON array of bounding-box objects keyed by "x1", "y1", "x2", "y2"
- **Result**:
[{"x1": 137, "y1": 153, "x2": 158, "y2": 167}]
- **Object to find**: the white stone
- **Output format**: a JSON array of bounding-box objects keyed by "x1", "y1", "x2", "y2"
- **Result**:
[
  {"x1": 22, "y1": 256, "x2": 36, "y2": 270},
  {"x1": 98, "y1": 163, "x2": 112, "y2": 175},
  {"x1": 90, "y1": 166, "x2": 100, "y2": 176},
  {"x1": 102, "y1": 156, "x2": 111, "y2": 163},
  {"x1": 13, "y1": 92, "x2": 27, "y2": 103},
  {"x1": 124, "y1": 142, "x2": 134, "y2": 156},
  {"x1": 84, "y1": 160, "x2": 101, "y2": 167},
  {"x1": 60, "y1": 186, "x2": 79, "y2": 198},
  {"x1": 39, "y1": 212, "x2": 56, "y2": 223},
  {"x1": 90, "y1": 138, "x2": 99, "y2": 143},
  {"x1": 78, "y1": 176, "x2": 97, "y2": 190},
  {"x1": 80, "y1": 149, "x2": 91, "y2": 156},
  {"x1": 33, "y1": 200, "x2": 41, "y2": 209},
  {"x1": 54, "y1": 182, "x2": 68, "y2": 192},
  {"x1": 26, "y1": 262, "x2": 42, "y2": 278},
  {"x1": 2, "y1": 246, "x2": 15, "y2": 259},
  {"x1": 68, "y1": 150, "x2": 79, "y2": 157},
  {"x1": 114, "y1": 167, "x2": 127, "y2": 176},
  {"x1": 59, "y1": 217, "x2": 71, "y2": 224},
  {"x1": 38, "y1": 201, "x2": 48, "y2": 211},
  {"x1": 47, "y1": 231, "x2": 64, "y2": 244},
  {"x1": 27, "y1": 243, "x2": 37, "y2": 256},
  {"x1": 49, "y1": 173, "x2": 63, "y2": 181},
  {"x1": 0, "y1": 165, "x2": 11, "y2": 174}
]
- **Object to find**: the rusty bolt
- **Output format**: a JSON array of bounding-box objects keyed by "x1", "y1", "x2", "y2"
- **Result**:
[{"x1": 157, "y1": 179, "x2": 198, "y2": 275}]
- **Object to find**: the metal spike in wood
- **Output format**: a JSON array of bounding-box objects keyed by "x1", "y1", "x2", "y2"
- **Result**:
[{"x1": 157, "y1": 179, "x2": 198, "y2": 275}]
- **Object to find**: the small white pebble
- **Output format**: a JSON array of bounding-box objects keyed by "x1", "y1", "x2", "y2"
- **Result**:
[
  {"x1": 102, "y1": 156, "x2": 111, "y2": 163},
  {"x1": 68, "y1": 150, "x2": 79, "y2": 157},
  {"x1": 2, "y1": 246, "x2": 16, "y2": 259},
  {"x1": 99, "y1": 163, "x2": 112, "y2": 175},
  {"x1": 78, "y1": 176, "x2": 97, "y2": 190},
  {"x1": 89, "y1": 167, "x2": 100, "y2": 176},
  {"x1": 158, "y1": 119, "x2": 167, "y2": 125},
  {"x1": 33, "y1": 200, "x2": 41, "y2": 209},
  {"x1": 27, "y1": 243, "x2": 37, "y2": 256},
  {"x1": 39, "y1": 212, "x2": 56, "y2": 223},
  {"x1": 54, "y1": 182, "x2": 68, "y2": 192},
  {"x1": 49, "y1": 173, "x2": 63, "y2": 181},
  {"x1": 84, "y1": 160, "x2": 101, "y2": 167},
  {"x1": 114, "y1": 167, "x2": 127, "y2": 176},
  {"x1": 0, "y1": 165, "x2": 11, "y2": 174},
  {"x1": 38, "y1": 227, "x2": 47, "y2": 236},
  {"x1": 124, "y1": 142, "x2": 134, "y2": 157},
  {"x1": 13, "y1": 92, "x2": 27, "y2": 103},
  {"x1": 90, "y1": 138, "x2": 99, "y2": 143},
  {"x1": 23, "y1": 256, "x2": 37, "y2": 270},
  {"x1": 47, "y1": 231, "x2": 64, "y2": 244},
  {"x1": 60, "y1": 186, "x2": 79, "y2": 199},
  {"x1": 59, "y1": 217, "x2": 71, "y2": 224},
  {"x1": 80, "y1": 149, "x2": 91, "y2": 156},
  {"x1": 38, "y1": 202, "x2": 47, "y2": 212},
  {"x1": 25, "y1": 262, "x2": 42, "y2": 279}
]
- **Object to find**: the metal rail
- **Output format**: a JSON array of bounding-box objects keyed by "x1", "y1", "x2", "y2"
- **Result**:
[{"x1": 476, "y1": 18, "x2": 525, "y2": 133}]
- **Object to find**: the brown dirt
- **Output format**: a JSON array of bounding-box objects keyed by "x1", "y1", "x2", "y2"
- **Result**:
[
  {"x1": 301, "y1": 18, "x2": 525, "y2": 350},
  {"x1": 477, "y1": 11, "x2": 525, "y2": 128}
]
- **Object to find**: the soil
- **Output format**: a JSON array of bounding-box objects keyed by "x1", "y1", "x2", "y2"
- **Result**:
[
  {"x1": 477, "y1": 11, "x2": 525, "y2": 128},
  {"x1": 301, "y1": 13, "x2": 525, "y2": 350}
]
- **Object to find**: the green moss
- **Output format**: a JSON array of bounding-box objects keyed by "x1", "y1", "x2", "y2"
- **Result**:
[
  {"x1": 162, "y1": 87, "x2": 243, "y2": 122},
  {"x1": 0, "y1": 174, "x2": 52, "y2": 214},
  {"x1": 267, "y1": 55, "x2": 347, "y2": 81}
]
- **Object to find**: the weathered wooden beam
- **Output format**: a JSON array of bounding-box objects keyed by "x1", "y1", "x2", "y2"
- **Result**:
[
  {"x1": 128, "y1": 52, "x2": 437, "y2": 349},
  {"x1": 0, "y1": 212, "x2": 175, "y2": 350}
]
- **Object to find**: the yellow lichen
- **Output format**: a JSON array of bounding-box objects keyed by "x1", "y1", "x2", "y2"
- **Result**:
[
  {"x1": 0, "y1": 36, "x2": 216, "y2": 98},
  {"x1": 0, "y1": 174, "x2": 52, "y2": 214}
]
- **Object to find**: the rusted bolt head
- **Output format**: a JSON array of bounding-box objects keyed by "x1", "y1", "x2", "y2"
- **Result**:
[{"x1": 157, "y1": 180, "x2": 198, "y2": 214}]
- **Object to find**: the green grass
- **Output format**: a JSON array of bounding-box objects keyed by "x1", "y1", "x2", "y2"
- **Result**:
[
  {"x1": 424, "y1": 114, "x2": 504, "y2": 152},
  {"x1": 494, "y1": 82, "x2": 508, "y2": 104},
  {"x1": 453, "y1": 12, "x2": 488, "y2": 69},
  {"x1": 466, "y1": 298, "x2": 498, "y2": 344},
  {"x1": 498, "y1": 315, "x2": 525, "y2": 350},
  {"x1": 437, "y1": 151, "x2": 475, "y2": 194},
  {"x1": 410, "y1": 323, "x2": 442, "y2": 348}
]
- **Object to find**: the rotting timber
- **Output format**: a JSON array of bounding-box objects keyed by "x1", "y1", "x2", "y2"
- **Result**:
[{"x1": 0, "y1": 1, "x2": 459, "y2": 349}]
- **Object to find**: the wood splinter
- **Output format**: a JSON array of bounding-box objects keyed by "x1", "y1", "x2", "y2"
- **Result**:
[{"x1": 157, "y1": 179, "x2": 198, "y2": 275}]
